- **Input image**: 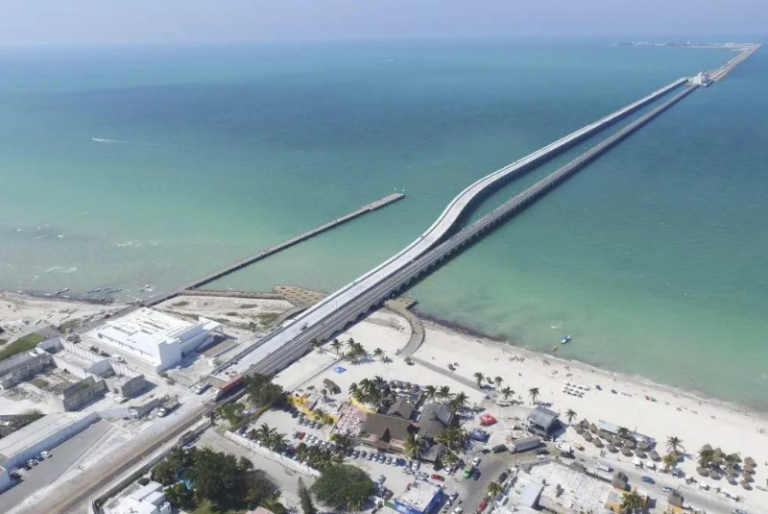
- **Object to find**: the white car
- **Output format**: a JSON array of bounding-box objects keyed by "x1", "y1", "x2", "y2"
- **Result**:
[
  {"x1": 453, "y1": 508, "x2": 463, "y2": 514},
  {"x1": 40, "y1": 451, "x2": 51, "y2": 459},
  {"x1": 472, "y1": 457, "x2": 481, "y2": 466}
]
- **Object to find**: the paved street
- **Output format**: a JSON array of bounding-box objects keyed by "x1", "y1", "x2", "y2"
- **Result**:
[{"x1": 0, "y1": 421, "x2": 111, "y2": 514}]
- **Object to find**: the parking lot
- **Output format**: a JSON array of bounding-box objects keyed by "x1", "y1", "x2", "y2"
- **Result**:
[{"x1": 0, "y1": 420, "x2": 112, "y2": 514}]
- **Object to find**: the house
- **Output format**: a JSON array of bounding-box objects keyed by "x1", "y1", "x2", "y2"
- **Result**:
[
  {"x1": 387, "y1": 398, "x2": 415, "y2": 419},
  {"x1": 360, "y1": 413, "x2": 415, "y2": 452},
  {"x1": 527, "y1": 406, "x2": 560, "y2": 436},
  {"x1": 416, "y1": 403, "x2": 453, "y2": 439},
  {"x1": 393, "y1": 479, "x2": 443, "y2": 514}
]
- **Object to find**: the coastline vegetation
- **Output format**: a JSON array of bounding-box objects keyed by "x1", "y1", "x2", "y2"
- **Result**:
[{"x1": 0, "y1": 332, "x2": 45, "y2": 362}]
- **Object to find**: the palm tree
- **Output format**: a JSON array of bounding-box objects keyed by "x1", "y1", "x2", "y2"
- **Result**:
[
  {"x1": 617, "y1": 427, "x2": 631, "y2": 440},
  {"x1": 474, "y1": 372, "x2": 485, "y2": 387},
  {"x1": 528, "y1": 387, "x2": 540, "y2": 404},
  {"x1": 348, "y1": 382, "x2": 359, "y2": 397},
  {"x1": 620, "y1": 490, "x2": 645, "y2": 514},
  {"x1": 565, "y1": 409, "x2": 577, "y2": 425},
  {"x1": 314, "y1": 408, "x2": 329, "y2": 424},
  {"x1": 662, "y1": 453, "x2": 678, "y2": 472},
  {"x1": 437, "y1": 386, "x2": 451, "y2": 401},
  {"x1": 269, "y1": 432, "x2": 288, "y2": 453},
  {"x1": 331, "y1": 339, "x2": 343, "y2": 355},
  {"x1": 486, "y1": 481, "x2": 502, "y2": 497},
  {"x1": 423, "y1": 385, "x2": 437, "y2": 403},
  {"x1": 666, "y1": 436, "x2": 684, "y2": 454},
  {"x1": 346, "y1": 337, "x2": 356, "y2": 350},
  {"x1": 698, "y1": 447, "x2": 715, "y2": 469},
  {"x1": 310, "y1": 339, "x2": 322, "y2": 352},
  {"x1": 441, "y1": 449, "x2": 459, "y2": 468},
  {"x1": 450, "y1": 391, "x2": 469, "y2": 413},
  {"x1": 373, "y1": 348, "x2": 385, "y2": 361},
  {"x1": 403, "y1": 433, "x2": 421, "y2": 460},
  {"x1": 500, "y1": 386, "x2": 514, "y2": 401},
  {"x1": 493, "y1": 376, "x2": 503, "y2": 388},
  {"x1": 256, "y1": 423, "x2": 275, "y2": 446}
]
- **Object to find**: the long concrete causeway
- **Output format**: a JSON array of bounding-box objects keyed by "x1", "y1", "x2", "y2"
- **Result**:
[{"x1": 228, "y1": 76, "x2": 699, "y2": 378}]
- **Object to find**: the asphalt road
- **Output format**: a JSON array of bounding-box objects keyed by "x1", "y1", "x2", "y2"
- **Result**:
[{"x1": 0, "y1": 421, "x2": 111, "y2": 514}]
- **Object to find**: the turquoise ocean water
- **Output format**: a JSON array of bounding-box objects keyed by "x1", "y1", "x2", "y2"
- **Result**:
[{"x1": 1, "y1": 39, "x2": 766, "y2": 408}]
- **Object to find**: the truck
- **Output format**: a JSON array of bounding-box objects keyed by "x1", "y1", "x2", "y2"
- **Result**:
[
  {"x1": 463, "y1": 465, "x2": 474, "y2": 478},
  {"x1": 509, "y1": 436, "x2": 542, "y2": 454},
  {"x1": 556, "y1": 443, "x2": 574, "y2": 456},
  {"x1": 595, "y1": 461, "x2": 612, "y2": 473}
]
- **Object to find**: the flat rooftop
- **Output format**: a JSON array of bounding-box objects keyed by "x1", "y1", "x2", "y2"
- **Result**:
[
  {"x1": 91, "y1": 308, "x2": 193, "y2": 345},
  {"x1": 396, "y1": 479, "x2": 441, "y2": 511},
  {"x1": 0, "y1": 412, "x2": 92, "y2": 463},
  {"x1": 524, "y1": 462, "x2": 612, "y2": 513}
]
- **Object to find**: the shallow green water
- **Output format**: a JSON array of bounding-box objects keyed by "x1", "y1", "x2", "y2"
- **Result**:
[{"x1": 1, "y1": 40, "x2": 765, "y2": 408}]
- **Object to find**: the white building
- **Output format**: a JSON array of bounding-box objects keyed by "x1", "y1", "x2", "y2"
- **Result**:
[
  {"x1": 85, "y1": 308, "x2": 221, "y2": 372},
  {"x1": 104, "y1": 481, "x2": 172, "y2": 514},
  {"x1": 0, "y1": 412, "x2": 99, "y2": 482}
]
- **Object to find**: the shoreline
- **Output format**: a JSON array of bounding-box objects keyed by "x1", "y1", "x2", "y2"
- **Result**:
[
  {"x1": 3, "y1": 287, "x2": 767, "y2": 422},
  {"x1": 415, "y1": 306, "x2": 768, "y2": 422}
]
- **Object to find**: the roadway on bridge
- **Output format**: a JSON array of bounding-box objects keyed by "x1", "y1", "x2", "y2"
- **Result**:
[{"x1": 228, "y1": 77, "x2": 689, "y2": 377}]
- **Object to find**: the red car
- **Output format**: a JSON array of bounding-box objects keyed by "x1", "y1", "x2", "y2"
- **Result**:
[
  {"x1": 431, "y1": 473, "x2": 444, "y2": 481},
  {"x1": 477, "y1": 499, "x2": 488, "y2": 512}
]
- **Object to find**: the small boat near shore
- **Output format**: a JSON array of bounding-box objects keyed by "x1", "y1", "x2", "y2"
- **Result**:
[{"x1": 560, "y1": 335, "x2": 571, "y2": 344}]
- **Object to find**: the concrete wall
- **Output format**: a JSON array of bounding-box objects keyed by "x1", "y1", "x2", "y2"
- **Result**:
[
  {"x1": 113, "y1": 375, "x2": 148, "y2": 398},
  {"x1": 0, "y1": 467, "x2": 11, "y2": 493},
  {"x1": 98, "y1": 408, "x2": 138, "y2": 420},
  {"x1": 224, "y1": 431, "x2": 320, "y2": 477},
  {"x1": 1, "y1": 412, "x2": 100, "y2": 469}
]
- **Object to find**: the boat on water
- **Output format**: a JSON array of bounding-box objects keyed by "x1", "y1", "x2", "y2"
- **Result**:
[{"x1": 560, "y1": 335, "x2": 571, "y2": 344}]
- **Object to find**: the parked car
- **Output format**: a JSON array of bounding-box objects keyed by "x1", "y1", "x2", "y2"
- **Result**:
[
  {"x1": 478, "y1": 499, "x2": 488, "y2": 512},
  {"x1": 40, "y1": 451, "x2": 51, "y2": 459},
  {"x1": 431, "y1": 473, "x2": 444, "y2": 481},
  {"x1": 662, "y1": 486, "x2": 676, "y2": 493},
  {"x1": 361, "y1": 451, "x2": 367, "y2": 458},
  {"x1": 732, "y1": 509, "x2": 748, "y2": 514},
  {"x1": 472, "y1": 457, "x2": 481, "y2": 466},
  {"x1": 641, "y1": 476, "x2": 654, "y2": 484},
  {"x1": 386, "y1": 457, "x2": 393, "y2": 465},
  {"x1": 27, "y1": 459, "x2": 37, "y2": 467},
  {"x1": 353, "y1": 450, "x2": 360, "y2": 458},
  {"x1": 498, "y1": 471, "x2": 508, "y2": 483},
  {"x1": 453, "y1": 508, "x2": 463, "y2": 514},
  {"x1": 367, "y1": 453, "x2": 374, "y2": 460}
]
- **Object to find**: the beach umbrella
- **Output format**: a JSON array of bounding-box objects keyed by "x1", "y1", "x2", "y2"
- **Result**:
[
  {"x1": 701, "y1": 444, "x2": 713, "y2": 452},
  {"x1": 607, "y1": 444, "x2": 618, "y2": 453},
  {"x1": 583, "y1": 432, "x2": 593, "y2": 442},
  {"x1": 727, "y1": 475, "x2": 738, "y2": 485},
  {"x1": 744, "y1": 463, "x2": 755, "y2": 474},
  {"x1": 575, "y1": 426, "x2": 584, "y2": 435},
  {"x1": 589, "y1": 423, "x2": 598, "y2": 433},
  {"x1": 594, "y1": 438, "x2": 603, "y2": 448},
  {"x1": 697, "y1": 467, "x2": 709, "y2": 477},
  {"x1": 626, "y1": 440, "x2": 637, "y2": 450},
  {"x1": 742, "y1": 472, "x2": 753, "y2": 483},
  {"x1": 622, "y1": 447, "x2": 633, "y2": 457},
  {"x1": 710, "y1": 471, "x2": 721, "y2": 481},
  {"x1": 579, "y1": 419, "x2": 589, "y2": 428},
  {"x1": 635, "y1": 450, "x2": 647, "y2": 459},
  {"x1": 638, "y1": 441, "x2": 650, "y2": 451},
  {"x1": 745, "y1": 457, "x2": 756, "y2": 467},
  {"x1": 741, "y1": 480, "x2": 752, "y2": 490},
  {"x1": 650, "y1": 450, "x2": 660, "y2": 461}
]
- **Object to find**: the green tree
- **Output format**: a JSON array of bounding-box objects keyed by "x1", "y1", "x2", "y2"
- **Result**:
[
  {"x1": 698, "y1": 447, "x2": 715, "y2": 469},
  {"x1": 500, "y1": 386, "x2": 514, "y2": 401},
  {"x1": 164, "y1": 483, "x2": 195, "y2": 510},
  {"x1": 331, "y1": 339, "x2": 343, "y2": 355},
  {"x1": 423, "y1": 385, "x2": 437, "y2": 403},
  {"x1": 493, "y1": 376, "x2": 503, "y2": 388},
  {"x1": 403, "y1": 433, "x2": 421, "y2": 460},
  {"x1": 666, "y1": 436, "x2": 684, "y2": 454},
  {"x1": 528, "y1": 387, "x2": 540, "y2": 404},
  {"x1": 245, "y1": 374, "x2": 284, "y2": 407},
  {"x1": 310, "y1": 339, "x2": 322, "y2": 352},
  {"x1": 473, "y1": 371, "x2": 485, "y2": 387},
  {"x1": 298, "y1": 478, "x2": 318, "y2": 514},
  {"x1": 187, "y1": 447, "x2": 243, "y2": 504},
  {"x1": 662, "y1": 453, "x2": 678, "y2": 472},
  {"x1": 437, "y1": 386, "x2": 451, "y2": 400},
  {"x1": 218, "y1": 402, "x2": 245, "y2": 426},
  {"x1": 620, "y1": 490, "x2": 645, "y2": 513},
  {"x1": 373, "y1": 348, "x2": 385, "y2": 361},
  {"x1": 486, "y1": 481, "x2": 502, "y2": 497},
  {"x1": 449, "y1": 392, "x2": 469, "y2": 414},
  {"x1": 565, "y1": 409, "x2": 577, "y2": 424},
  {"x1": 311, "y1": 465, "x2": 374, "y2": 512}
]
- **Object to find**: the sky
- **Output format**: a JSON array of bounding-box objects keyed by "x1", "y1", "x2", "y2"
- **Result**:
[{"x1": 0, "y1": 0, "x2": 766, "y2": 45}]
